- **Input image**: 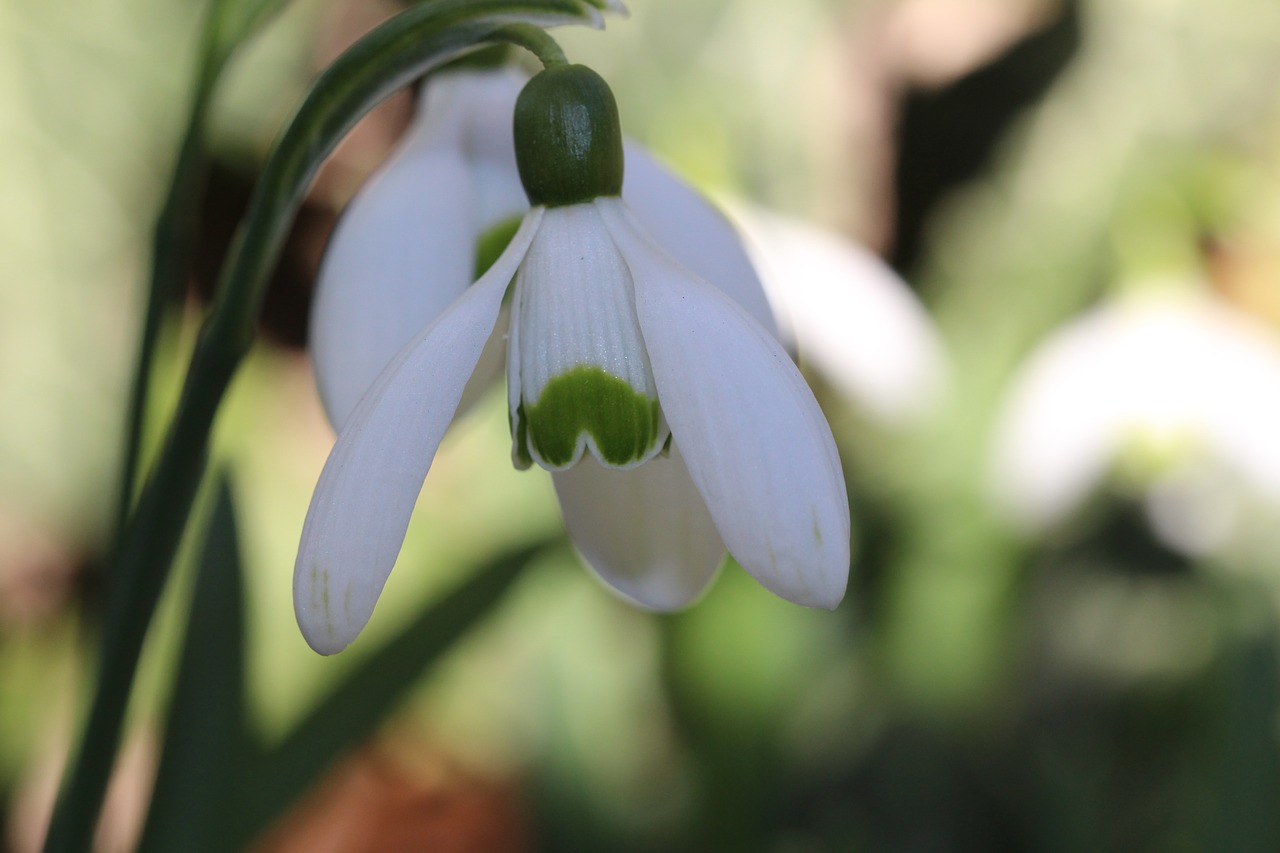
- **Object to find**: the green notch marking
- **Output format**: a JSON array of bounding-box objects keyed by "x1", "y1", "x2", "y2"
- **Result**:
[{"x1": 517, "y1": 365, "x2": 662, "y2": 468}]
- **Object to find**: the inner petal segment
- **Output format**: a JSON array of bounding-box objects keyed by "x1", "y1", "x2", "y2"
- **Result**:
[
  {"x1": 517, "y1": 365, "x2": 663, "y2": 468},
  {"x1": 509, "y1": 203, "x2": 668, "y2": 471}
]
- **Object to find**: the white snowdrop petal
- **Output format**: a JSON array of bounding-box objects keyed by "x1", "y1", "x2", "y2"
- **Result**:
[
  {"x1": 310, "y1": 148, "x2": 474, "y2": 431},
  {"x1": 509, "y1": 203, "x2": 667, "y2": 471},
  {"x1": 513, "y1": 204, "x2": 652, "y2": 399},
  {"x1": 553, "y1": 444, "x2": 725, "y2": 610},
  {"x1": 734, "y1": 210, "x2": 948, "y2": 424},
  {"x1": 294, "y1": 211, "x2": 542, "y2": 655},
  {"x1": 457, "y1": 304, "x2": 511, "y2": 416},
  {"x1": 622, "y1": 143, "x2": 779, "y2": 338},
  {"x1": 600, "y1": 199, "x2": 850, "y2": 608}
]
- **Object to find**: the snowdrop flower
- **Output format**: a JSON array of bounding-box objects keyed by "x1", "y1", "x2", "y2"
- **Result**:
[
  {"x1": 296, "y1": 64, "x2": 849, "y2": 654},
  {"x1": 987, "y1": 287, "x2": 1280, "y2": 553}
]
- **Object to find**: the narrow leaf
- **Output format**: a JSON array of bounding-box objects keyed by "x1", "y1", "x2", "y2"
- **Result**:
[
  {"x1": 136, "y1": 477, "x2": 248, "y2": 853},
  {"x1": 223, "y1": 542, "x2": 554, "y2": 848}
]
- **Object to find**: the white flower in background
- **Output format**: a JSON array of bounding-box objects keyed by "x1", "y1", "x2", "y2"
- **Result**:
[
  {"x1": 987, "y1": 287, "x2": 1280, "y2": 554},
  {"x1": 296, "y1": 64, "x2": 849, "y2": 654},
  {"x1": 733, "y1": 209, "x2": 947, "y2": 425}
]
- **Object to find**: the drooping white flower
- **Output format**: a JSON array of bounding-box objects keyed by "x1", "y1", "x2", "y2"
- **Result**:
[
  {"x1": 987, "y1": 286, "x2": 1280, "y2": 552},
  {"x1": 296, "y1": 64, "x2": 850, "y2": 654}
]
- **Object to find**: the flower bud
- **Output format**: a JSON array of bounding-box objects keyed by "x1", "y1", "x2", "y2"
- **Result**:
[{"x1": 514, "y1": 64, "x2": 624, "y2": 207}]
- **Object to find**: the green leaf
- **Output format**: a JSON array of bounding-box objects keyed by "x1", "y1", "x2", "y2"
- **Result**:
[
  {"x1": 136, "y1": 477, "x2": 249, "y2": 853},
  {"x1": 221, "y1": 542, "x2": 554, "y2": 849}
]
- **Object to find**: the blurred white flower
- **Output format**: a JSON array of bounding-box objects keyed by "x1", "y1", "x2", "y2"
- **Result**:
[
  {"x1": 988, "y1": 287, "x2": 1280, "y2": 553},
  {"x1": 734, "y1": 209, "x2": 947, "y2": 425},
  {"x1": 297, "y1": 65, "x2": 849, "y2": 654}
]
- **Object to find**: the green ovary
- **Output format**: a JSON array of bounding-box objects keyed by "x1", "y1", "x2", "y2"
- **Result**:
[{"x1": 518, "y1": 366, "x2": 663, "y2": 469}]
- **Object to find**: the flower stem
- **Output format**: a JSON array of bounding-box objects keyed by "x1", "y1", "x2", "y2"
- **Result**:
[{"x1": 497, "y1": 22, "x2": 570, "y2": 68}]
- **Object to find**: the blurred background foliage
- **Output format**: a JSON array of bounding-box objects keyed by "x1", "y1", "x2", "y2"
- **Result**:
[{"x1": 4, "y1": 0, "x2": 1280, "y2": 850}]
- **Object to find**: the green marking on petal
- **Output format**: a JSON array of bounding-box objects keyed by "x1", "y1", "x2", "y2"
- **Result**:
[
  {"x1": 474, "y1": 215, "x2": 524, "y2": 281},
  {"x1": 521, "y1": 365, "x2": 662, "y2": 468},
  {"x1": 319, "y1": 567, "x2": 332, "y2": 631}
]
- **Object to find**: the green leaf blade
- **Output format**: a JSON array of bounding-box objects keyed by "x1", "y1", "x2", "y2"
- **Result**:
[
  {"x1": 223, "y1": 542, "x2": 553, "y2": 848},
  {"x1": 137, "y1": 477, "x2": 249, "y2": 853}
]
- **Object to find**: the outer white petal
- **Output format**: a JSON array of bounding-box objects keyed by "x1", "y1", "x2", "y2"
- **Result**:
[
  {"x1": 553, "y1": 444, "x2": 725, "y2": 610},
  {"x1": 733, "y1": 209, "x2": 948, "y2": 425},
  {"x1": 598, "y1": 199, "x2": 850, "y2": 608},
  {"x1": 294, "y1": 211, "x2": 542, "y2": 655},
  {"x1": 622, "y1": 142, "x2": 780, "y2": 339},
  {"x1": 311, "y1": 145, "x2": 474, "y2": 432}
]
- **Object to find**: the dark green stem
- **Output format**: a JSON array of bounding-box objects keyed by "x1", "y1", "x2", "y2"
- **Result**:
[
  {"x1": 43, "y1": 4, "x2": 588, "y2": 851},
  {"x1": 501, "y1": 21, "x2": 570, "y2": 68}
]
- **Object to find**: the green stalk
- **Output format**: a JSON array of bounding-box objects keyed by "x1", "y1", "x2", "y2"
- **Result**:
[{"x1": 43, "y1": 4, "x2": 597, "y2": 850}]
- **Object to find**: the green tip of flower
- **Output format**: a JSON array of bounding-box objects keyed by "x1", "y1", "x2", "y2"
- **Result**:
[{"x1": 513, "y1": 64, "x2": 624, "y2": 207}]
